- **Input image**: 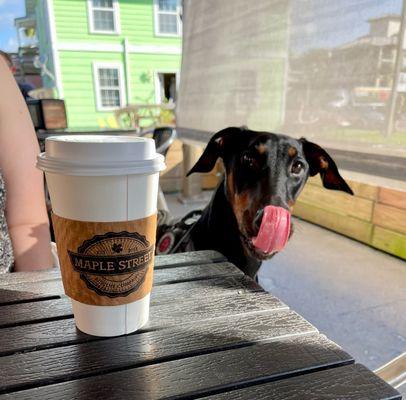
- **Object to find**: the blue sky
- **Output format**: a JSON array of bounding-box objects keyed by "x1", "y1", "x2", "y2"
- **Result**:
[
  {"x1": 0, "y1": 0, "x2": 25, "y2": 52},
  {"x1": 290, "y1": 0, "x2": 402, "y2": 54}
]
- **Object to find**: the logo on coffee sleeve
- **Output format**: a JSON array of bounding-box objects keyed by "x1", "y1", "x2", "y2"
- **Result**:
[{"x1": 67, "y1": 231, "x2": 154, "y2": 298}]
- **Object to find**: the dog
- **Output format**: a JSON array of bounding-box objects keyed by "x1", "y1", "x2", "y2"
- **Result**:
[{"x1": 159, "y1": 127, "x2": 353, "y2": 277}]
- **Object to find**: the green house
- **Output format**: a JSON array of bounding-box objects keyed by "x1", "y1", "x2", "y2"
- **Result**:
[{"x1": 19, "y1": 0, "x2": 182, "y2": 128}]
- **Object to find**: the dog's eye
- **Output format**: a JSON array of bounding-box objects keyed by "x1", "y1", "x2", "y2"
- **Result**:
[
  {"x1": 291, "y1": 160, "x2": 304, "y2": 175},
  {"x1": 242, "y1": 154, "x2": 256, "y2": 168}
]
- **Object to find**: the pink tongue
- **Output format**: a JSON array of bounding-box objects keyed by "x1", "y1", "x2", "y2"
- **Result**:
[{"x1": 252, "y1": 206, "x2": 291, "y2": 254}]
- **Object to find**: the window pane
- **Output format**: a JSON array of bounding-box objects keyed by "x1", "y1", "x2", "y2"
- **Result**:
[
  {"x1": 93, "y1": 10, "x2": 115, "y2": 31},
  {"x1": 159, "y1": 14, "x2": 178, "y2": 34},
  {"x1": 93, "y1": 0, "x2": 113, "y2": 8},
  {"x1": 101, "y1": 89, "x2": 120, "y2": 107},
  {"x1": 158, "y1": 0, "x2": 177, "y2": 12},
  {"x1": 99, "y1": 68, "x2": 119, "y2": 87}
]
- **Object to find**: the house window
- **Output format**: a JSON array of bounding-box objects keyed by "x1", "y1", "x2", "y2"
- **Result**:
[
  {"x1": 88, "y1": 0, "x2": 120, "y2": 34},
  {"x1": 93, "y1": 63, "x2": 125, "y2": 111},
  {"x1": 154, "y1": 0, "x2": 182, "y2": 36}
]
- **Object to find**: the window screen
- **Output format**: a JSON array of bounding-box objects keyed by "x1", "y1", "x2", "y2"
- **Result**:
[{"x1": 177, "y1": 0, "x2": 405, "y2": 161}]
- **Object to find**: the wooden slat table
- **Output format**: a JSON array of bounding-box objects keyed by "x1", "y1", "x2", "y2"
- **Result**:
[{"x1": 0, "y1": 250, "x2": 401, "y2": 399}]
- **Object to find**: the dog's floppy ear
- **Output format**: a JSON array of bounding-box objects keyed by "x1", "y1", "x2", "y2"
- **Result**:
[
  {"x1": 187, "y1": 127, "x2": 243, "y2": 176},
  {"x1": 300, "y1": 138, "x2": 353, "y2": 195}
]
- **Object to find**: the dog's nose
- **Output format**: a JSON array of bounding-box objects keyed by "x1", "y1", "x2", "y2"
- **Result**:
[
  {"x1": 270, "y1": 195, "x2": 289, "y2": 211},
  {"x1": 254, "y1": 209, "x2": 264, "y2": 230}
]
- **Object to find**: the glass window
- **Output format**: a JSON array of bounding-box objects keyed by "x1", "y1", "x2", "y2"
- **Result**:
[
  {"x1": 89, "y1": 0, "x2": 118, "y2": 33},
  {"x1": 158, "y1": 0, "x2": 177, "y2": 12},
  {"x1": 93, "y1": 0, "x2": 113, "y2": 6},
  {"x1": 96, "y1": 67, "x2": 122, "y2": 109},
  {"x1": 159, "y1": 14, "x2": 178, "y2": 34},
  {"x1": 155, "y1": 0, "x2": 181, "y2": 35}
]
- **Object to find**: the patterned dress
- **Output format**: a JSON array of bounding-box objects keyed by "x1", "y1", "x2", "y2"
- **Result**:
[{"x1": 0, "y1": 172, "x2": 13, "y2": 273}]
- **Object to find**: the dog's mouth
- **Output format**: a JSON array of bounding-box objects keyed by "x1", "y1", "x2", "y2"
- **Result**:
[
  {"x1": 240, "y1": 234, "x2": 273, "y2": 260},
  {"x1": 240, "y1": 205, "x2": 292, "y2": 260}
]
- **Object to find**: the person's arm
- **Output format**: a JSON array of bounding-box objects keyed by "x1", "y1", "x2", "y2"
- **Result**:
[{"x1": 0, "y1": 58, "x2": 53, "y2": 271}]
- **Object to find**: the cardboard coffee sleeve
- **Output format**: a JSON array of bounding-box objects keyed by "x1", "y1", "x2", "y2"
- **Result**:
[{"x1": 53, "y1": 214, "x2": 157, "y2": 306}]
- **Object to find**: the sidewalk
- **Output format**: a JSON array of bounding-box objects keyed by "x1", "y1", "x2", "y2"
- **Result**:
[{"x1": 166, "y1": 191, "x2": 406, "y2": 374}]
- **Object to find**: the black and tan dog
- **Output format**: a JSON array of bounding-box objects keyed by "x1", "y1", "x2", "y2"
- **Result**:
[{"x1": 163, "y1": 127, "x2": 353, "y2": 277}]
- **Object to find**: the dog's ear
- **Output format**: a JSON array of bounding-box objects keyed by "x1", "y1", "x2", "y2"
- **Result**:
[
  {"x1": 300, "y1": 138, "x2": 353, "y2": 195},
  {"x1": 187, "y1": 127, "x2": 243, "y2": 176}
]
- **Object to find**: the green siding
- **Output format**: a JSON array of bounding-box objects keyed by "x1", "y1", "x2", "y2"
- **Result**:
[
  {"x1": 59, "y1": 51, "x2": 122, "y2": 128},
  {"x1": 128, "y1": 53, "x2": 179, "y2": 104},
  {"x1": 41, "y1": 0, "x2": 182, "y2": 128},
  {"x1": 53, "y1": 0, "x2": 181, "y2": 47},
  {"x1": 59, "y1": 50, "x2": 180, "y2": 128}
]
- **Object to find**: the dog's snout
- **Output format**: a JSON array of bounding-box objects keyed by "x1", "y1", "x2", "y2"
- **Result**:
[{"x1": 269, "y1": 195, "x2": 289, "y2": 211}]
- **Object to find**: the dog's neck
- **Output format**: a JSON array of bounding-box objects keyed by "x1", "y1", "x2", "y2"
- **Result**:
[{"x1": 190, "y1": 179, "x2": 261, "y2": 277}]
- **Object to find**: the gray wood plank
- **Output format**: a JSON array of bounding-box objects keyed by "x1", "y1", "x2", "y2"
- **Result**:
[
  {"x1": 0, "y1": 309, "x2": 317, "y2": 393},
  {"x1": 0, "y1": 276, "x2": 265, "y2": 328},
  {"x1": 152, "y1": 275, "x2": 262, "y2": 305},
  {"x1": 0, "y1": 251, "x2": 227, "y2": 289},
  {"x1": 153, "y1": 262, "x2": 242, "y2": 284},
  {"x1": 0, "y1": 262, "x2": 241, "y2": 305},
  {"x1": 0, "y1": 271, "x2": 60, "y2": 286},
  {"x1": 0, "y1": 292, "x2": 286, "y2": 355},
  {"x1": 0, "y1": 298, "x2": 71, "y2": 328},
  {"x1": 0, "y1": 335, "x2": 353, "y2": 399},
  {"x1": 0, "y1": 274, "x2": 258, "y2": 306},
  {"x1": 0, "y1": 281, "x2": 63, "y2": 305},
  {"x1": 201, "y1": 364, "x2": 401, "y2": 400},
  {"x1": 154, "y1": 250, "x2": 226, "y2": 268},
  {"x1": 0, "y1": 274, "x2": 268, "y2": 329},
  {"x1": 0, "y1": 287, "x2": 61, "y2": 305}
]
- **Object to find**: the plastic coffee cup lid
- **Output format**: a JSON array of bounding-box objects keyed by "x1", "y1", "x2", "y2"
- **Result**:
[{"x1": 37, "y1": 135, "x2": 166, "y2": 176}]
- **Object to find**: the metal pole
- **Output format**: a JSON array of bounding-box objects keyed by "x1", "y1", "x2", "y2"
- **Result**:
[
  {"x1": 385, "y1": 0, "x2": 406, "y2": 136},
  {"x1": 123, "y1": 38, "x2": 132, "y2": 105}
]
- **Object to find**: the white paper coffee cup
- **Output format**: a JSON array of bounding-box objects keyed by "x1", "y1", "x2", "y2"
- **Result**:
[{"x1": 37, "y1": 135, "x2": 165, "y2": 337}]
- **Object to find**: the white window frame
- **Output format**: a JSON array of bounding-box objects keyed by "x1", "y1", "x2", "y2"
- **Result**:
[
  {"x1": 154, "y1": 69, "x2": 180, "y2": 104},
  {"x1": 93, "y1": 62, "x2": 126, "y2": 111},
  {"x1": 87, "y1": 0, "x2": 121, "y2": 35},
  {"x1": 153, "y1": 0, "x2": 182, "y2": 37}
]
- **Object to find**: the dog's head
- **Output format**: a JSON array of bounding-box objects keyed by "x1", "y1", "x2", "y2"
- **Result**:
[{"x1": 187, "y1": 127, "x2": 353, "y2": 260}]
